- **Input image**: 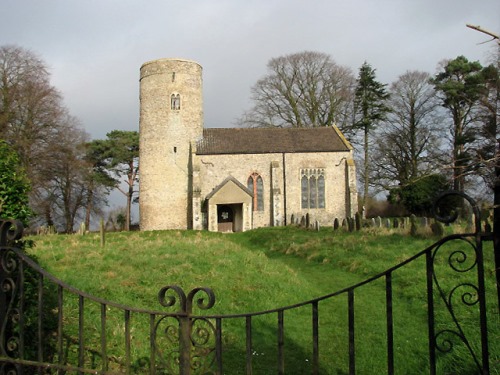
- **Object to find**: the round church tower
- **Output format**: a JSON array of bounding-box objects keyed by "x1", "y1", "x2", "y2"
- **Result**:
[{"x1": 139, "y1": 58, "x2": 203, "y2": 230}]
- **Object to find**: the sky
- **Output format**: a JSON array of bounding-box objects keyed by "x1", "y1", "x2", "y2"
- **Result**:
[{"x1": 1, "y1": 0, "x2": 499, "y2": 141}]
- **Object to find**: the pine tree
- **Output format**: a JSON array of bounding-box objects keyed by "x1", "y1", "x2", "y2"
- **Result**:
[{"x1": 353, "y1": 62, "x2": 390, "y2": 210}]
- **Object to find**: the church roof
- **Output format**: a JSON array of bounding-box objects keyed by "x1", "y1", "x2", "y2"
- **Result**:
[{"x1": 196, "y1": 126, "x2": 353, "y2": 155}]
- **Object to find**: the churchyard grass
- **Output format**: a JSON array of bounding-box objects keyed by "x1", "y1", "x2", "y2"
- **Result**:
[{"x1": 26, "y1": 226, "x2": 499, "y2": 374}]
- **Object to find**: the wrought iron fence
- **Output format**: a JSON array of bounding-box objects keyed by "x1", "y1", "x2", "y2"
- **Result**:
[{"x1": 0, "y1": 191, "x2": 498, "y2": 374}]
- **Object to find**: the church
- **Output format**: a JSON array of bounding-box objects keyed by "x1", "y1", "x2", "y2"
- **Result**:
[{"x1": 139, "y1": 58, "x2": 358, "y2": 232}]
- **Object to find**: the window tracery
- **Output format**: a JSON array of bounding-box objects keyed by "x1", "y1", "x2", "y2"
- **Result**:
[
  {"x1": 301, "y1": 169, "x2": 325, "y2": 209},
  {"x1": 247, "y1": 173, "x2": 264, "y2": 211}
]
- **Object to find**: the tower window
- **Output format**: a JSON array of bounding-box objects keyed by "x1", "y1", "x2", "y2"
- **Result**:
[
  {"x1": 172, "y1": 72, "x2": 176, "y2": 82},
  {"x1": 171, "y1": 94, "x2": 180, "y2": 110},
  {"x1": 247, "y1": 173, "x2": 264, "y2": 211},
  {"x1": 301, "y1": 169, "x2": 325, "y2": 209}
]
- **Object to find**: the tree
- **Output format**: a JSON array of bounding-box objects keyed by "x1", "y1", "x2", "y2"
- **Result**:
[
  {"x1": 82, "y1": 141, "x2": 116, "y2": 230},
  {"x1": 89, "y1": 131, "x2": 139, "y2": 231},
  {"x1": 0, "y1": 45, "x2": 92, "y2": 229},
  {"x1": 25, "y1": 116, "x2": 97, "y2": 233},
  {"x1": 239, "y1": 51, "x2": 355, "y2": 128},
  {"x1": 432, "y1": 56, "x2": 490, "y2": 193},
  {"x1": 475, "y1": 51, "x2": 500, "y2": 191},
  {"x1": 0, "y1": 45, "x2": 65, "y2": 186},
  {"x1": 352, "y1": 62, "x2": 390, "y2": 208},
  {"x1": 388, "y1": 174, "x2": 449, "y2": 216},
  {"x1": 0, "y1": 140, "x2": 32, "y2": 224},
  {"x1": 372, "y1": 71, "x2": 443, "y2": 191}
]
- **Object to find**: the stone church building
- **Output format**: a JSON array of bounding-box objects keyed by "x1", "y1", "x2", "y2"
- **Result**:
[{"x1": 139, "y1": 58, "x2": 358, "y2": 232}]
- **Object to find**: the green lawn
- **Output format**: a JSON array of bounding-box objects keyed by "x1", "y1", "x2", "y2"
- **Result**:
[{"x1": 25, "y1": 226, "x2": 499, "y2": 374}]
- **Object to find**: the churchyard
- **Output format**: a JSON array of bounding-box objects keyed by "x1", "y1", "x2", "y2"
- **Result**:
[{"x1": 24, "y1": 222, "x2": 499, "y2": 374}]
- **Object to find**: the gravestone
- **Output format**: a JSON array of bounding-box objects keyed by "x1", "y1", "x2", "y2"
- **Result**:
[
  {"x1": 375, "y1": 216, "x2": 382, "y2": 228},
  {"x1": 410, "y1": 214, "x2": 418, "y2": 236},
  {"x1": 385, "y1": 219, "x2": 391, "y2": 229},
  {"x1": 355, "y1": 212, "x2": 362, "y2": 231},
  {"x1": 430, "y1": 220, "x2": 444, "y2": 237},
  {"x1": 420, "y1": 217, "x2": 428, "y2": 227},
  {"x1": 348, "y1": 218, "x2": 355, "y2": 232},
  {"x1": 393, "y1": 218, "x2": 399, "y2": 229},
  {"x1": 300, "y1": 216, "x2": 306, "y2": 227},
  {"x1": 334, "y1": 218, "x2": 340, "y2": 230}
]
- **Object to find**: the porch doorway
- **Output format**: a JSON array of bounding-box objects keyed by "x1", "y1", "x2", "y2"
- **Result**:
[
  {"x1": 217, "y1": 205, "x2": 234, "y2": 232},
  {"x1": 217, "y1": 204, "x2": 243, "y2": 232}
]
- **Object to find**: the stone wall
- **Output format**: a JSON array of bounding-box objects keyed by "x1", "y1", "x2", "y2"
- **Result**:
[{"x1": 193, "y1": 149, "x2": 356, "y2": 229}]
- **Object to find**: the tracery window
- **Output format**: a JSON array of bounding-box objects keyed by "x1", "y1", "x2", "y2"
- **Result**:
[
  {"x1": 247, "y1": 173, "x2": 264, "y2": 211},
  {"x1": 171, "y1": 94, "x2": 180, "y2": 110},
  {"x1": 301, "y1": 169, "x2": 325, "y2": 209}
]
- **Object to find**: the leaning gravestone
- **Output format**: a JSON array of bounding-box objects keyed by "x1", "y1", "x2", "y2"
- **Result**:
[
  {"x1": 290, "y1": 214, "x2": 295, "y2": 226},
  {"x1": 371, "y1": 218, "x2": 376, "y2": 228},
  {"x1": 375, "y1": 216, "x2": 382, "y2": 228}
]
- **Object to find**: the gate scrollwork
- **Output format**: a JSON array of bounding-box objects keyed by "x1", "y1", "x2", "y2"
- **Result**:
[
  {"x1": 0, "y1": 219, "x2": 24, "y2": 375},
  {"x1": 431, "y1": 191, "x2": 489, "y2": 372},
  {"x1": 155, "y1": 285, "x2": 217, "y2": 374}
]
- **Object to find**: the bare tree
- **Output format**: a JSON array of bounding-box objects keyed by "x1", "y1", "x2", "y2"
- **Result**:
[
  {"x1": 372, "y1": 70, "x2": 443, "y2": 191},
  {"x1": 31, "y1": 117, "x2": 92, "y2": 232},
  {"x1": 0, "y1": 45, "x2": 103, "y2": 230},
  {"x1": 239, "y1": 51, "x2": 355, "y2": 128}
]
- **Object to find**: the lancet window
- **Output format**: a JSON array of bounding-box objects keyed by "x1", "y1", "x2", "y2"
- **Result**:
[
  {"x1": 171, "y1": 94, "x2": 180, "y2": 110},
  {"x1": 247, "y1": 173, "x2": 264, "y2": 211}
]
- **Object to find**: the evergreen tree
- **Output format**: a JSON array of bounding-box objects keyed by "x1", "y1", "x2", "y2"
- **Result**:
[
  {"x1": 431, "y1": 56, "x2": 490, "y2": 193},
  {"x1": 0, "y1": 140, "x2": 32, "y2": 224},
  {"x1": 88, "y1": 131, "x2": 139, "y2": 231},
  {"x1": 353, "y1": 62, "x2": 390, "y2": 209}
]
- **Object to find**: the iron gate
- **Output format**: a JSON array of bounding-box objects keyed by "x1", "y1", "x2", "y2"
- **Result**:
[{"x1": 1, "y1": 191, "x2": 499, "y2": 374}]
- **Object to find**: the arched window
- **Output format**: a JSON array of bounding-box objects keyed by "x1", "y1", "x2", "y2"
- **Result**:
[
  {"x1": 171, "y1": 94, "x2": 180, "y2": 110},
  {"x1": 247, "y1": 173, "x2": 264, "y2": 211},
  {"x1": 300, "y1": 169, "x2": 325, "y2": 209}
]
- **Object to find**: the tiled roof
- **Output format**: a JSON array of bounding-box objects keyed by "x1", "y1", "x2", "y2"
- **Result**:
[{"x1": 196, "y1": 126, "x2": 352, "y2": 155}]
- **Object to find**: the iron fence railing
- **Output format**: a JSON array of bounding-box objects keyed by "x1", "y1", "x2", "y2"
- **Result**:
[{"x1": 0, "y1": 191, "x2": 498, "y2": 374}]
